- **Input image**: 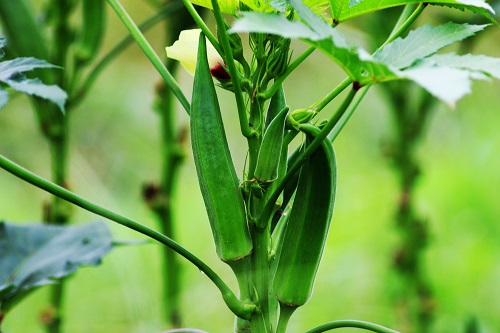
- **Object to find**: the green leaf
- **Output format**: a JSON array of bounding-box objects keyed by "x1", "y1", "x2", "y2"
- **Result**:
[
  {"x1": 425, "y1": 53, "x2": 500, "y2": 79},
  {"x1": 0, "y1": 221, "x2": 113, "y2": 311},
  {"x1": 231, "y1": 10, "x2": 398, "y2": 85},
  {"x1": 374, "y1": 23, "x2": 488, "y2": 69},
  {"x1": 231, "y1": 3, "x2": 500, "y2": 105},
  {"x1": 397, "y1": 53, "x2": 500, "y2": 105},
  {"x1": 4, "y1": 78, "x2": 67, "y2": 111},
  {"x1": 230, "y1": 12, "x2": 322, "y2": 39},
  {"x1": 402, "y1": 65, "x2": 474, "y2": 106},
  {"x1": 330, "y1": 0, "x2": 496, "y2": 23},
  {"x1": 0, "y1": 57, "x2": 58, "y2": 80},
  {"x1": 0, "y1": 57, "x2": 67, "y2": 111}
]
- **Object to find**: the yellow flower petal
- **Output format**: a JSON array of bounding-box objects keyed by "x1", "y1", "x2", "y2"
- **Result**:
[{"x1": 165, "y1": 29, "x2": 223, "y2": 76}]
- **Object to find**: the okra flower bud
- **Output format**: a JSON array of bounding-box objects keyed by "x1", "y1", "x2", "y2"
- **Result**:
[{"x1": 266, "y1": 38, "x2": 291, "y2": 79}]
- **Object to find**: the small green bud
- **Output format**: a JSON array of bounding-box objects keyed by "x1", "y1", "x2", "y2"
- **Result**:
[
  {"x1": 286, "y1": 108, "x2": 316, "y2": 130},
  {"x1": 266, "y1": 38, "x2": 291, "y2": 79}
]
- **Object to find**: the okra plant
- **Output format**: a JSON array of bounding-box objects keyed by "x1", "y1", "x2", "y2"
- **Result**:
[{"x1": 1, "y1": 0, "x2": 500, "y2": 332}]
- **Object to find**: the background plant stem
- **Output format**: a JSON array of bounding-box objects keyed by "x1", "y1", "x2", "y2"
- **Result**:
[
  {"x1": 144, "y1": 0, "x2": 203, "y2": 327},
  {"x1": 42, "y1": 1, "x2": 74, "y2": 331}
]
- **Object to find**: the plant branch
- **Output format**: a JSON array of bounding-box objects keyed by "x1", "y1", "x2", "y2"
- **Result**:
[
  {"x1": 72, "y1": 2, "x2": 184, "y2": 107},
  {"x1": 181, "y1": 0, "x2": 223, "y2": 55},
  {"x1": 105, "y1": 0, "x2": 190, "y2": 114},
  {"x1": 305, "y1": 320, "x2": 400, "y2": 333},
  {"x1": 0, "y1": 154, "x2": 256, "y2": 320}
]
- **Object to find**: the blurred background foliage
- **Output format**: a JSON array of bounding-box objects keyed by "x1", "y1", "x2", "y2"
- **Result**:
[{"x1": 0, "y1": 1, "x2": 499, "y2": 332}]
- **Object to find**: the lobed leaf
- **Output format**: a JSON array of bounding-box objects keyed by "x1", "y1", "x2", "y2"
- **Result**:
[
  {"x1": 0, "y1": 57, "x2": 67, "y2": 111},
  {"x1": 0, "y1": 221, "x2": 113, "y2": 311},
  {"x1": 4, "y1": 78, "x2": 67, "y2": 111},
  {"x1": 374, "y1": 23, "x2": 488, "y2": 69},
  {"x1": 425, "y1": 53, "x2": 500, "y2": 79},
  {"x1": 330, "y1": 0, "x2": 496, "y2": 24}
]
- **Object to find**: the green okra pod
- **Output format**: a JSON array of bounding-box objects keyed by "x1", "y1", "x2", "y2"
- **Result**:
[
  {"x1": 265, "y1": 85, "x2": 287, "y2": 128},
  {"x1": 254, "y1": 106, "x2": 289, "y2": 184},
  {"x1": 76, "y1": 0, "x2": 106, "y2": 65},
  {"x1": 191, "y1": 33, "x2": 252, "y2": 262},
  {"x1": 273, "y1": 123, "x2": 337, "y2": 307}
]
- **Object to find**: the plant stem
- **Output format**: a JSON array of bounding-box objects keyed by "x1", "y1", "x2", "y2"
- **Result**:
[
  {"x1": 209, "y1": 0, "x2": 254, "y2": 138},
  {"x1": 304, "y1": 320, "x2": 400, "y2": 333},
  {"x1": 276, "y1": 304, "x2": 296, "y2": 333},
  {"x1": 248, "y1": 224, "x2": 271, "y2": 332},
  {"x1": 105, "y1": 0, "x2": 190, "y2": 114},
  {"x1": 150, "y1": 0, "x2": 200, "y2": 326},
  {"x1": 181, "y1": 0, "x2": 223, "y2": 56},
  {"x1": 0, "y1": 154, "x2": 256, "y2": 320},
  {"x1": 43, "y1": 0, "x2": 75, "y2": 331}
]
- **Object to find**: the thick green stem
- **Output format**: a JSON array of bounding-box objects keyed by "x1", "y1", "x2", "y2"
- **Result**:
[
  {"x1": 106, "y1": 0, "x2": 190, "y2": 114},
  {"x1": 248, "y1": 225, "x2": 271, "y2": 333},
  {"x1": 305, "y1": 320, "x2": 400, "y2": 333},
  {"x1": 0, "y1": 154, "x2": 256, "y2": 320}
]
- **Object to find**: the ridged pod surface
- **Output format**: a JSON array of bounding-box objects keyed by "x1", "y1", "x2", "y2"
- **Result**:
[
  {"x1": 273, "y1": 124, "x2": 337, "y2": 307},
  {"x1": 190, "y1": 33, "x2": 252, "y2": 262}
]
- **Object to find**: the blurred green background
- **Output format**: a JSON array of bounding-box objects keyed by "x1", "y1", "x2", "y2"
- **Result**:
[{"x1": 1, "y1": 2, "x2": 499, "y2": 332}]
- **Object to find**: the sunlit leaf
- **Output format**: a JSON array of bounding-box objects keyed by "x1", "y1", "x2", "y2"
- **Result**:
[
  {"x1": 231, "y1": 5, "x2": 398, "y2": 84},
  {"x1": 374, "y1": 23, "x2": 488, "y2": 69},
  {"x1": 425, "y1": 53, "x2": 500, "y2": 79},
  {"x1": 0, "y1": 221, "x2": 113, "y2": 311},
  {"x1": 403, "y1": 66, "x2": 473, "y2": 106},
  {"x1": 330, "y1": 0, "x2": 496, "y2": 23}
]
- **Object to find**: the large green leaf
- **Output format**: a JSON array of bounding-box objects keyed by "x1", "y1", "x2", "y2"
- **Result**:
[
  {"x1": 232, "y1": 1, "x2": 499, "y2": 105},
  {"x1": 330, "y1": 0, "x2": 496, "y2": 24},
  {"x1": 374, "y1": 23, "x2": 488, "y2": 69},
  {"x1": 231, "y1": 11, "x2": 398, "y2": 84},
  {"x1": 0, "y1": 221, "x2": 113, "y2": 311}
]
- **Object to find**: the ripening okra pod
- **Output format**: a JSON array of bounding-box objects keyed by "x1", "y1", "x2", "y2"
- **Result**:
[
  {"x1": 191, "y1": 33, "x2": 252, "y2": 262},
  {"x1": 75, "y1": 0, "x2": 106, "y2": 65},
  {"x1": 273, "y1": 123, "x2": 337, "y2": 307}
]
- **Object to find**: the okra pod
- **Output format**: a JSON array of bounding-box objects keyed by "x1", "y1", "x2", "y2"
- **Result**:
[
  {"x1": 273, "y1": 124, "x2": 337, "y2": 307},
  {"x1": 191, "y1": 33, "x2": 252, "y2": 262},
  {"x1": 75, "y1": 0, "x2": 106, "y2": 65},
  {"x1": 254, "y1": 106, "x2": 289, "y2": 184}
]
